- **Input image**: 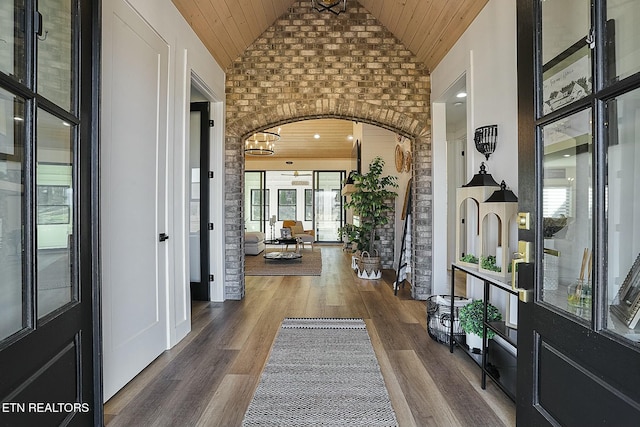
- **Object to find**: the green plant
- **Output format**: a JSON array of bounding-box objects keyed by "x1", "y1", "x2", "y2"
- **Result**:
[
  {"x1": 459, "y1": 299, "x2": 502, "y2": 338},
  {"x1": 338, "y1": 223, "x2": 359, "y2": 251},
  {"x1": 480, "y1": 255, "x2": 501, "y2": 272},
  {"x1": 343, "y1": 157, "x2": 398, "y2": 253},
  {"x1": 460, "y1": 254, "x2": 478, "y2": 264}
]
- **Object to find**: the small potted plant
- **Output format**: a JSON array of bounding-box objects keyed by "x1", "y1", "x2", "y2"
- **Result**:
[{"x1": 459, "y1": 299, "x2": 502, "y2": 353}]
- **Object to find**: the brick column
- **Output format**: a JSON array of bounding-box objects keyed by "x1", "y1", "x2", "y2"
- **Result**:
[
  {"x1": 411, "y1": 134, "x2": 432, "y2": 299},
  {"x1": 224, "y1": 135, "x2": 244, "y2": 300}
]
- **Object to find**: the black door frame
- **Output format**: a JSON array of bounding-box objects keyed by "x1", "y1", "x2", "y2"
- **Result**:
[
  {"x1": 517, "y1": 1, "x2": 640, "y2": 425},
  {"x1": 0, "y1": 0, "x2": 102, "y2": 424},
  {"x1": 190, "y1": 102, "x2": 211, "y2": 301}
]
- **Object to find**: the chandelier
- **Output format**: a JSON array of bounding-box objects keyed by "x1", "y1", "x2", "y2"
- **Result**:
[
  {"x1": 244, "y1": 128, "x2": 281, "y2": 156},
  {"x1": 311, "y1": 0, "x2": 346, "y2": 15}
]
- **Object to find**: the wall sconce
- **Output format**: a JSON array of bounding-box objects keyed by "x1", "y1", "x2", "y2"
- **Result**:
[
  {"x1": 311, "y1": 0, "x2": 347, "y2": 15},
  {"x1": 474, "y1": 124, "x2": 498, "y2": 161}
]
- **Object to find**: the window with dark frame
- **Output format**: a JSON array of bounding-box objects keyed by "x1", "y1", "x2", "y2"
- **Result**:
[
  {"x1": 305, "y1": 189, "x2": 313, "y2": 221},
  {"x1": 278, "y1": 189, "x2": 296, "y2": 220},
  {"x1": 250, "y1": 189, "x2": 269, "y2": 221}
]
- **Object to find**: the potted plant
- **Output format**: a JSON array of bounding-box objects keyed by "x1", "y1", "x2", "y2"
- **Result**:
[
  {"x1": 459, "y1": 299, "x2": 502, "y2": 353},
  {"x1": 344, "y1": 156, "x2": 398, "y2": 279},
  {"x1": 338, "y1": 223, "x2": 359, "y2": 252}
]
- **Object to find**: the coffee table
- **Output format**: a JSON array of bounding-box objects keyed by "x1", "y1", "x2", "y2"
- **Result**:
[
  {"x1": 264, "y1": 238, "x2": 299, "y2": 252},
  {"x1": 263, "y1": 251, "x2": 302, "y2": 262}
]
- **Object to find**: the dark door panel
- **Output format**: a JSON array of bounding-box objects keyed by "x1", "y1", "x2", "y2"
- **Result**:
[
  {"x1": 517, "y1": 0, "x2": 640, "y2": 425},
  {"x1": 537, "y1": 340, "x2": 640, "y2": 426},
  {"x1": 0, "y1": 0, "x2": 100, "y2": 424}
]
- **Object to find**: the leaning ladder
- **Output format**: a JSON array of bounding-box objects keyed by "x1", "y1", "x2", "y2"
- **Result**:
[{"x1": 394, "y1": 179, "x2": 412, "y2": 295}]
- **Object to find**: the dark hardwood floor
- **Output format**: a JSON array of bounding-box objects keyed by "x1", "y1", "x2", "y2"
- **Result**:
[{"x1": 104, "y1": 246, "x2": 515, "y2": 426}]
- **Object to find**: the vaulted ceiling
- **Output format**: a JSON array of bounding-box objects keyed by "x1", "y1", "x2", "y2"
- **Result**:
[
  {"x1": 174, "y1": 0, "x2": 487, "y2": 161},
  {"x1": 171, "y1": 0, "x2": 489, "y2": 72}
]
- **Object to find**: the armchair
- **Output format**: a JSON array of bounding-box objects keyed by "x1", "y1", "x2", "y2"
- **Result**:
[{"x1": 282, "y1": 220, "x2": 315, "y2": 250}]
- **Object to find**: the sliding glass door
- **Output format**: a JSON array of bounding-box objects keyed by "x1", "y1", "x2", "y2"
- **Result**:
[
  {"x1": 245, "y1": 170, "x2": 345, "y2": 242},
  {"x1": 314, "y1": 171, "x2": 345, "y2": 242}
]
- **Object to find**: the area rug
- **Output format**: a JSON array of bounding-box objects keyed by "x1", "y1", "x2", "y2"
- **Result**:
[
  {"x1": 245, "y1": 249, "x2": 322, "y2": 276},
  {"x1": 242, "y1": 318, "x2": 398, "y2": 427}
]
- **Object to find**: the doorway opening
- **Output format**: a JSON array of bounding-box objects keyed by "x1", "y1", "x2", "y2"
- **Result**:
[{"x1": 189, "y1": 95, "x2": 211, "y2": 301}]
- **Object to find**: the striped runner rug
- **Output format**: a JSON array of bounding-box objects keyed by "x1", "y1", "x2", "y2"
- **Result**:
[{"x1": 242, "y1": 318, "x2": 398, "y2": 427}]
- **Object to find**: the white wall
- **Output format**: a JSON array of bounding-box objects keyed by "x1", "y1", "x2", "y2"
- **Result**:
[
  {"x1": 101, "y1": 0, "x2": 225, "y2": 401},
  {"x1": 361, "y1": 124, "x2": 410, "y2": 272},
  {"x1": 431, "y1": 0, "x2": 518, "y2": 295}
]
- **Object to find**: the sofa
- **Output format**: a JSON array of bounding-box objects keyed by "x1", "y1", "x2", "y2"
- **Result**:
[{"x1": 245, "y1": 231, "x2": 265, "y2": 255}]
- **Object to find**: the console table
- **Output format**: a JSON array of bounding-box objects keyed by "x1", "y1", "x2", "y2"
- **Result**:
[{"x1": 449, "y1": 263, "x2": 518, "y2": 401}]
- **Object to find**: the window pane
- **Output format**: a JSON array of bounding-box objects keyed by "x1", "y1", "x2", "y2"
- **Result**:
[
  {"x1": 37, "y1": 0, "x2": 74, "y2": 111},
  {"x1": 541, "y1": 108, "x2": 593, "y2": 322},
  {"x1": 36, "y1": 108, "x2": 74, "y2": 318},
  {"x1": 606, "y1": 0, "x2": 640, "y2": 83},
  {"x1": 0, "y1": 0, "x2": 26, "y2": 82},
  {"x1": 250, "y1": 189, "x2": 269, "y2": 221},
  {"x1": 244, "y1": 172, "x2": 264, "y2": 233},
  {"x1": 541, "y1": 0, "x2": 592, "y2": 114},
  {"x1": 606, "y1": 88, "x2": 640, "y2": 343},
  {"x1": 315, "y1": 172, "x2": 343, "y2": 241},
  {"x1": 0, "y1": 89, "x2": 25, "y2": 341},
  {"x1": 278, "y1": 189, "x2": 296, "y2": 220},
  {"x1": 305, "y1": 189, "x2": 313, "y2": 221}
]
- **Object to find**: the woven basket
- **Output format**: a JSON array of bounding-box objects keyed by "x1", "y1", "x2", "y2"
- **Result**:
[
  {"x1": 357, "y1": 250, "x2": 381, "y2": 276},
  {"x1": 426, "y1": 295, "x2": 471, "y2": 345}
]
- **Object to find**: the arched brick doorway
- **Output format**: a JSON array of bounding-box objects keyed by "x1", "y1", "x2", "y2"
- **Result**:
[
  {"x1": 224, "y1": 108, "x2": 432, "y2": 301},
  {"x1": 223, "y1": 1, "x2": 433, "y2": 300}
]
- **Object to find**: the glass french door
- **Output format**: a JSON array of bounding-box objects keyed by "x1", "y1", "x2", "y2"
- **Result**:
[
  {"x1": 517, "y1": 0, "x2": 640, "y2": 425},
  {"x1": 314, "y1": 171, "x2": 345, "y2": 242},
  {"x1": 0, "y1": 0, "x2": 99, "y2": 424}
]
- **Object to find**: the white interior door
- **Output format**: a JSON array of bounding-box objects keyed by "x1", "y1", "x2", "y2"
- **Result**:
[{"x1": 101, "y1": 0, "x2": 169, "y2": 401}]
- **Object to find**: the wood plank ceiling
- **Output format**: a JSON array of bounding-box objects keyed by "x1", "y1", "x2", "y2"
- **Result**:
[
  {"x1": 258, "y1": 119, "x2": 355, "y2": 160},
  {"x1": 172, "y1": 0, "x2": 489, "y2": 161},
  {"x1": 171, "y1": 0, "x2": 489, "y2": 72}
]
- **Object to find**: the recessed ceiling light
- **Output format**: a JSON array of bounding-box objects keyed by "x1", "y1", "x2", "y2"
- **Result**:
[
  {"x1": 563, "y1": 154, "x2": 571, "y2": 158},
  {"x1": 314, "y1": 134, "x2": 320, "y2": 139},
  {"x1": 347, "y1": 135, "x2": 353, "y2": 140},
  {"x1": 456, "y1": 92, "x2": 467, "y2": 98}
]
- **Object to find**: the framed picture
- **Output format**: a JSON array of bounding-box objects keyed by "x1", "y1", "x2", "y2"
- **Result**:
[
  {"x1": 542, "y1": 39, "x2": 592, "y2": 115},
  {"x1": 280, "y1": 228, "x2": 292, "y2": 239},
  {"x1": 611, "y1": 253, "x2": 640, "y2": 329}
]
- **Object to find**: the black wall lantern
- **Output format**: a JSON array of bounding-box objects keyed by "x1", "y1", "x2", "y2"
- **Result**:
[
  {"x1": 474, "y1": 124, "x2": 498, "y2": 160},
  {"x1": 311, "y1": 0, "x2": 347, "y2": 15}
]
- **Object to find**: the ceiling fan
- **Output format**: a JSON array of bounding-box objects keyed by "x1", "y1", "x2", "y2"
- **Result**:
[{"x1": 281, "y1": 170, "x2": 312, "y2": 177}]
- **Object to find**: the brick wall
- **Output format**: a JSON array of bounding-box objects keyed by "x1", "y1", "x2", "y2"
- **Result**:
[{"x1": 224, "y1": 0, "x2": 433, "y2": 300}]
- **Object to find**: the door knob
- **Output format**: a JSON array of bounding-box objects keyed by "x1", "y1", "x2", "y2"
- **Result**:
[{"x1": 159, "y1": 233, "x2": 169, "y2": 242}]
